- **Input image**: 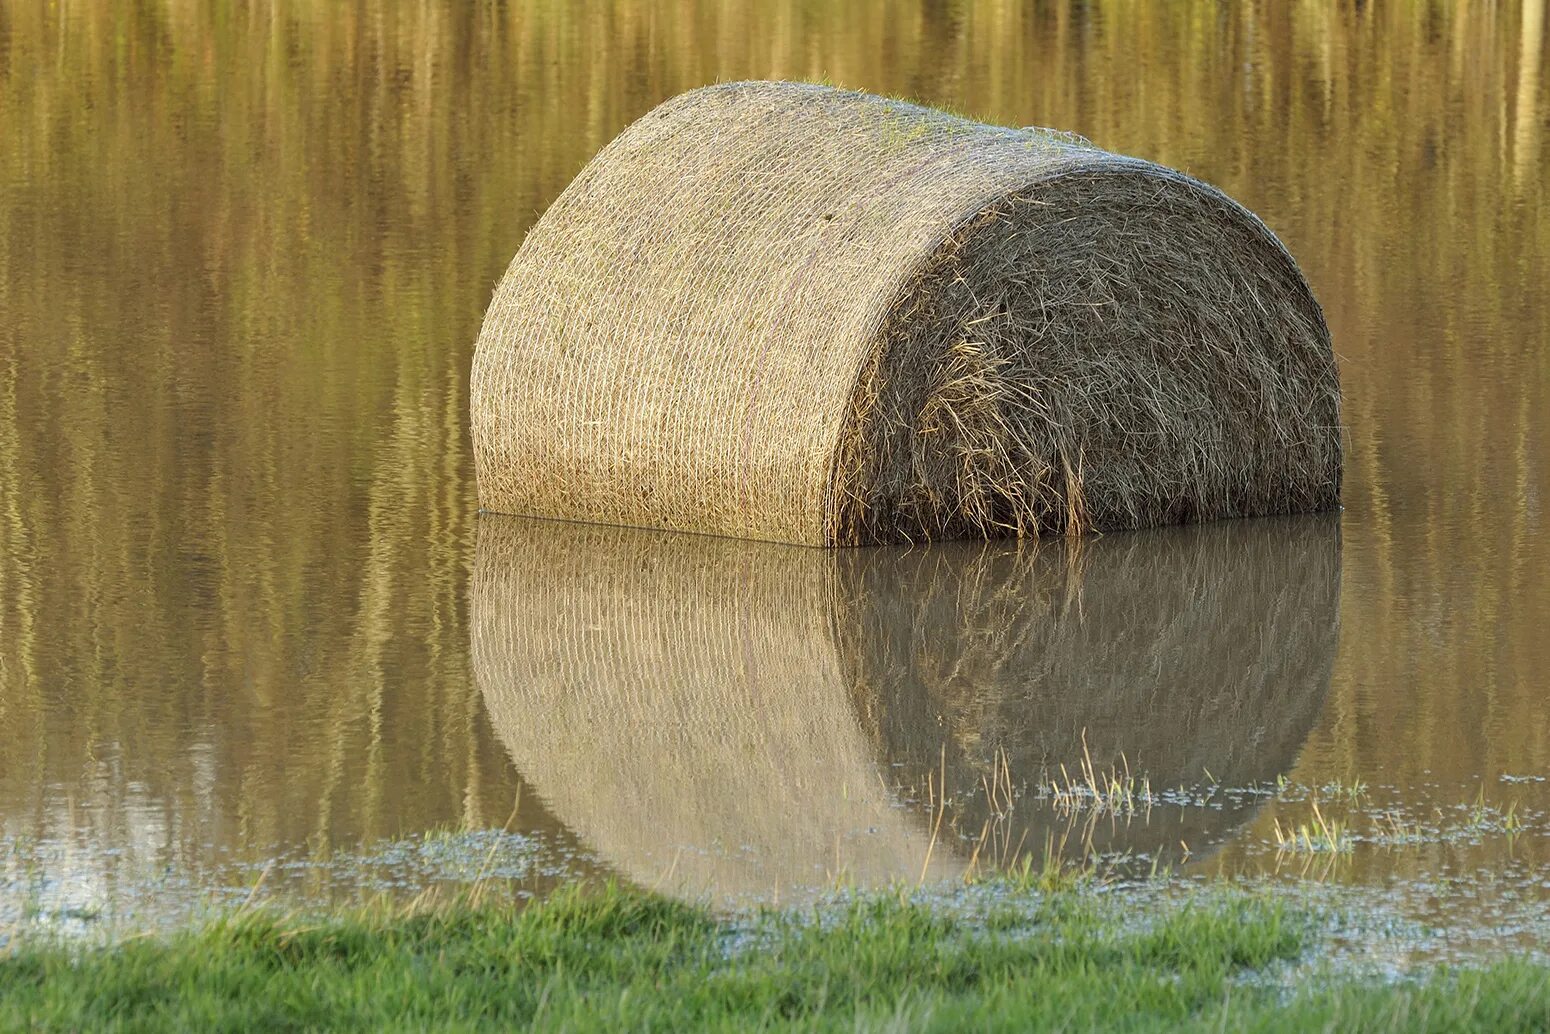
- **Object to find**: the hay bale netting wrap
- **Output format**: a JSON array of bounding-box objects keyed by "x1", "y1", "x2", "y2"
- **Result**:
[{"x1": 472, "y1": 81, "x2": 1341, "y2": 546}]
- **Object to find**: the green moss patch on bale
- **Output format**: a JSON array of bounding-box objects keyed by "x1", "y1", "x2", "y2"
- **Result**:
[{"x1": 472, "y1": 81, "x2": 1341, "y2": 546}]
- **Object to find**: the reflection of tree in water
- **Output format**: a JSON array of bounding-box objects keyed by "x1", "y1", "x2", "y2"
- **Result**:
[
  {"x1": 838, "y1": 515, "x2": 1340, "y2": 868},
  {"x1": 473, "y1": 515, "x2": 1339, "y2": 903}
]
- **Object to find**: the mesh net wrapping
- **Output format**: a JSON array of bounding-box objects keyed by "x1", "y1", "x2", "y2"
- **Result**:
[{"x1": 472, "y1": 82, "x2": 1340, "y2": 545}]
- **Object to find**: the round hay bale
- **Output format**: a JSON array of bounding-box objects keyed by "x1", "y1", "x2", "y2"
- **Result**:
[
  {"x1": 472, "y1": 81, "x2": 1341, "y2": 546},
  {"x1": 470, "y1": 512, "x2": 1338, "y2": 902}
]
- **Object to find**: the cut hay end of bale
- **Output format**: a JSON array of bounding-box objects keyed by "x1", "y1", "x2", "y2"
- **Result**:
[{"x1": 472, "y1": 80, "x2": 1341, "y2": 547}]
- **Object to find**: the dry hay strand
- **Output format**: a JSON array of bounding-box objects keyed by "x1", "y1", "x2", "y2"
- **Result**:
[
  {"x1": 472, "y1": 81, "x2": 1341, "y2": 546},
  {"x1": 470, "y1": 512, "x2": 1339, "y2": 902}
]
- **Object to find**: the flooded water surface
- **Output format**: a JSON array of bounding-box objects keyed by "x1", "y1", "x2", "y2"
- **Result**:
[{"x1": 1, "y1": 2, "x2": 1548, "y2": 963}]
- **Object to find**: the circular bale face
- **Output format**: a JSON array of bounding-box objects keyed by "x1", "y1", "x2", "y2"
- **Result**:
[{"x1": 472, "y1": 81, "x2": 1340, "y2": 546}]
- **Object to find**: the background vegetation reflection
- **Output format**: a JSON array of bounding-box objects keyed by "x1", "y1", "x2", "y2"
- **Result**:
[{"x1": 0, "y1": 0, "x2": 1546, "y2": 933}]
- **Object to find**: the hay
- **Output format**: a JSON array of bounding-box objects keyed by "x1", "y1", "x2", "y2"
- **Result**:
[
  {"x1": 472, "y1": 81, "x2": 1341, "y2": 546},
  {"x1": 470, "y1": 513, "x2": 1339, "y2": 902}
]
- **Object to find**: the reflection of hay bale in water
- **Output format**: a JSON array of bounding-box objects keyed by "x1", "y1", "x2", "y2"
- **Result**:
[
  {"x1": 841, "y1": 514, "x2": 1340, "y2": 863},
  {"x1": 472, "y1": 519, "x2": 961, "y2": 904},
  {"x1": 471, "y1": 81, "x2": 1340, "y2": 546},
  {"x1": 472, "y1": 514, "x2": 1338, "y2": 902}
]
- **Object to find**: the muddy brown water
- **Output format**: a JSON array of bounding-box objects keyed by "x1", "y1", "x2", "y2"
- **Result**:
[{"x1": 1, "y1": 3, "x2": 1547, "y2": 963}]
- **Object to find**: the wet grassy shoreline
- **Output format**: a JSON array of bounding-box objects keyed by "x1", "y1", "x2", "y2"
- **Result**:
[{"x1": 3, "y1": 882, "x2": 1547, "y2": 1032}]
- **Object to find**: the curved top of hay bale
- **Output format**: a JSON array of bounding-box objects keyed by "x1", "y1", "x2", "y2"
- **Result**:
[
  {"x1": 473, "y1": 81, "x2": 1340, "y2": 546},
  {"x1": 470, "y1": 512, "x2": 1338, "y2": 903}
]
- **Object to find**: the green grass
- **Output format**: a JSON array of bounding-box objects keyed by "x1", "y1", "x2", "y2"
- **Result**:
[
  {"x1": 2, "y1": 883, "x2": 1547, "y2": 1032},
  {"x1": 1272, "y1": 800, "x2": 1354, "y2": 855}
]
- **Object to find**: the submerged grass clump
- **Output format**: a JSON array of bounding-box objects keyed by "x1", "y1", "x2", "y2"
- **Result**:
[
  {"x1": 472, "y1": 81, "x2": 1340, "y2": 546},
  {"x1": 1043, "y1": 739, "x2": 1157, "y2": 818},
  {"x1": 1262, "y1": 782, "x2": 1542, "y2": 856},
  {"x1": 1273, "y1": 800, "x2": 1353, "y2": 855},
  {"x1": 3, "y1": 882, "x2": 1548, "y2": 1032}
]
